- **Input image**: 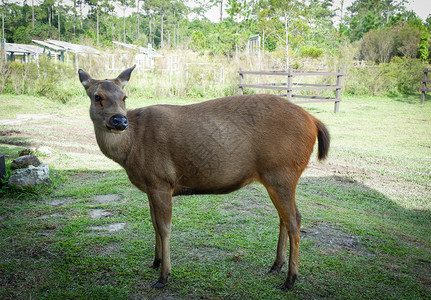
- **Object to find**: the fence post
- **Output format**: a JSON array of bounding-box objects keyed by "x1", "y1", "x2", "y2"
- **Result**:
[
  {"x1": 421, "y1": 68, "x2": 428, "y2": 104},
  {"x1": 334, "y1": 69, "x2": 342, "y2": 113},
  {"x1": 287, "y1": 69, "x2": 293, "y2": 101},
  {"x1": 239, "y1": 68, "x2": 244, "y2": 95}
]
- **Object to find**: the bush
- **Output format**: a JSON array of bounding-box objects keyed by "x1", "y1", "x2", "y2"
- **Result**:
[
  {"x1": 0, "y1": 56, "x2": 76, "y2": 103},
  {"x1": 344, "y1": 57, "x2": 426, "y2": 95},
  {"x1": 300, "y1": 45, "x2": 324, "y2": 58},
  {"x1": 380, "y1": 57, "x2": 425, "y2": 94},
  {"x1": 418, "y1": 32, "x2": 430, "y2": 62}
]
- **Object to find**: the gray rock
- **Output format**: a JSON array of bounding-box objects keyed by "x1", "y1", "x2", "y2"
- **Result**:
[
  {"x1": 8, "y1": 163, "x2": 51, "y2": 189},
  {"x1": 11, "y1": 155, "x2": 41, "y2": 169}
]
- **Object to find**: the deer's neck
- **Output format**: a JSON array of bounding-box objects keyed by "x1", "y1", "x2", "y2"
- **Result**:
[{"x1": 94, "y1": 124, "x2": 134, "y2": 167}]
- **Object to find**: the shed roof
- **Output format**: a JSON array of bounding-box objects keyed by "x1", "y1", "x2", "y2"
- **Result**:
[
  {"x1": 46, "y1": 39, "x2": 101, "y2": 54},
  {"x1": 5, "y1": 43, "x2": 44, "y2": 55},
  {"x1": 32, "y1": 39, "x2": 101, "y2": 54},
  {"x1": 112, "y1": 41, "x2": 162, "y2": 57}
]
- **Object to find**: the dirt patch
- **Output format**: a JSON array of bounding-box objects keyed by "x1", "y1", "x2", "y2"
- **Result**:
[
  {"x1": 301, "y1": 222, "x2": 370, "y2": 255},
  {"x1": 46, "y1": 197, "x2": 76, "y2": 207},
  {"x1": 0, "y1": 114, "x2": 57, "y2": 126},
  {"x1": 97, "y1": 243, "x2": 123, "y2": 256},
  {"x1": 37, "y1": 213, "x2": 64, "y2": 219},
  {"x1": 89, "y1": 223, "x2": 126, "y2": 233},
  {"x1": 1, "y1": 114, "x2": 99, "y2": 160},
  {"x1": 89, "y1": 209, "x2": 114, "y2": 219}
]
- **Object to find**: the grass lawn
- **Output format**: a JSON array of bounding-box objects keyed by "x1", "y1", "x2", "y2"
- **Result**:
[{"x1": 0, "y1": 93, "x2": 430, "y2": 299}]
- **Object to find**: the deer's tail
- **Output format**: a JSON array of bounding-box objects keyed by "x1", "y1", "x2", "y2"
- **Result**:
[{"x1": 315, "y1": 119, "x2": 330, "y2": 161}]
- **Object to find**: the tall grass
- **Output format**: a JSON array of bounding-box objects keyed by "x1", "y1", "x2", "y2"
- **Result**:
[{"x1": 1, "y1": 48, "x2": 428, "y2": 103}]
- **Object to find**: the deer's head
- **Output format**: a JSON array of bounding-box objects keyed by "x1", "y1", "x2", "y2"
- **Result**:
[{"x1": 78, "y1": 65, "x2": 136, "y2": 133}]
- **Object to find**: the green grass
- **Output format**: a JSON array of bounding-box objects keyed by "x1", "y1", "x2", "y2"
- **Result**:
[{"x1": 0, "y1": 93, "x2": 430, "y2": 299}]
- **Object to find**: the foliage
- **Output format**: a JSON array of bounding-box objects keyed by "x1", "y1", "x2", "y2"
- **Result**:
[
  {"x1": 0, "y1": 0, "x2": 429, "y2": 65},
  {"x1": 418, "y1": 32, "x2": 430, "y2": 62},
  {"x1": 359, "y1": 22, "x2": 425, "y2": 63},
  {"x1": 345, "y1": 0, "x2": 408, "y2": 41},
  {"x1": 344, "y1": 57, "x2": 425, "y2": 95},
  {"x1": 0, "y1": 57, "x2": 76, "y2": 103},
  {"x1": 300, "y1": 45, "x2": 324, "y2": 59}
]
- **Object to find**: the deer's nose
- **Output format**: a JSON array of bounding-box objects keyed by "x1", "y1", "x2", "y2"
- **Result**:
[{"x1": 109, "y1": 114, "x2": 128, "y2": 131}]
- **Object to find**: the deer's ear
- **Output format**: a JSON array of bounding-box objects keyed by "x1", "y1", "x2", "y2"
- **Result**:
[
  {"x1": 116, "y1": 65, "x2": 136, "y2": 88},
  {"x1": 78, "y1": 69, "x2": 94, "y2": 90}
]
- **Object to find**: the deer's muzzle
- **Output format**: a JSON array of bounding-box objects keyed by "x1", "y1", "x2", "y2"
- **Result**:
[{"x1": 108, "y1": 114, "x2": 128, "y2": 131}]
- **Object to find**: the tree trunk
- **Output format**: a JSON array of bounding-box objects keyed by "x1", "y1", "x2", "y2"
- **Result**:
[
  {"x1": 284, "y1": 13, "x2": 289, "y2": 70},
  {"x1": 123, "y1": 6, "x2": 126, "y2": 43},
  {"x1": 112, "y1": 15, "x2": 115, "y2": 42},
  {"x1": 219, "y1": 0, "x2": 223, "y2": 22},
  {"x1": 149, "y1": 17, "x2": 152, "y2": 45},
  {"x1": 57, "y1": 2, "x2": 61, "y2": 40},
  {"x1": 161, "y1": 12, "x2": 164, "y2": 47},
  {"x1": 73, "y1": 0, "x2": 77, "y2": 36},
  {"x1": 137, "y1": 0, "x2": 140, "y2": 39},
  {"x1": 79, "y1": 1, "x2": 83, "y2": 30},
  {"x1": 32, "y1": 0, "x2": 34, "y2": 29},
  {"x1": 97, "y1": 3, "x2": 99, "y2": 45},
  {"x1": 2, "y1": 2, "x2": 5, "y2": 41}
]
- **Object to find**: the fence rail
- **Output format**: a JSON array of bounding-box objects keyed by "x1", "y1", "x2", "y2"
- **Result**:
[
  {"x1": 421, "y1": 68, "x2": 430, "y2": 104},
  {"x1": 238, "y1": 69, "x2": 343, "y2": 112}
]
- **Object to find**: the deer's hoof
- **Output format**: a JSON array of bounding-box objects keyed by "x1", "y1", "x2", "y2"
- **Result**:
[
  {"x1": 268, "y1": 262, "x2": 285, "y2": 274},
  {"x1": 279, "y1": 274, "x2": 297, "y2": 291}
]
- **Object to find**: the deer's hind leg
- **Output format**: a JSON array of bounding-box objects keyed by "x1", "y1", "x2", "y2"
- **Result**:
[{"x1": 261, "y1": 171, "x2": 302, "y2": 290}]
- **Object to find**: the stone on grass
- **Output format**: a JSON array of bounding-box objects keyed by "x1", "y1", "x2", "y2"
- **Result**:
[
  {"x1": 8, "y1": 163, "x2": 51, "y2": 189},
  {"x1": 11, "y1": 155, "x2": 41, "y2": 169}
]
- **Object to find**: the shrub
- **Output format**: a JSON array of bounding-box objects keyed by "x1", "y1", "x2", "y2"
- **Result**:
[
  {"x1": 344, "y1": 57, "x2": 425, "y2": 95},
  {"x1": 418, "y1": 32, "x2": 430, "y2": 62},
  {"x1": 300, "y1": 45, "x2": 324, "y2": 58},
  {"x1": 380, "y1": 57, "x2": 425, "y2": 94},
  {"x1": 0, "y1": 56, "x2": 76, "y2": 103}
]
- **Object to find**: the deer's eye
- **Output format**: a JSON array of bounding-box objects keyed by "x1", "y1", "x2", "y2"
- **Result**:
[
  {"x1": 94, "y1": 95, "x2": 102, "y2": 102},
  {"x1": 122, "y1": 96, "x2": 127, "y2": 102}
]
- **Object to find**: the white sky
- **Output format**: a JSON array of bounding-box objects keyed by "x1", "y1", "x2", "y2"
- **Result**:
[{"x1": 404, "y1": 0, "x2": 430, "y2": 20}]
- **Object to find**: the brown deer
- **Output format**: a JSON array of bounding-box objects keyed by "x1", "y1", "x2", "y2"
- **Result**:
[{"x1": 78, "y1": 65, "x2": 330, "y2": 290}]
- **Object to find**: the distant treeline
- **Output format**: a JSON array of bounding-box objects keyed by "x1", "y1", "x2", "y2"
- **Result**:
[{"x1": 1, "y1": 0, "x2": 430, "y2": 63}]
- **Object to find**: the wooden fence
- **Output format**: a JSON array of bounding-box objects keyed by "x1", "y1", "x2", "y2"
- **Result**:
[
  {"x1": 238, "y1": 69, "x2": 343, "y2": 113},
  {"x1": 421, "y1": 68, "x2": 430, "y2": 104}
]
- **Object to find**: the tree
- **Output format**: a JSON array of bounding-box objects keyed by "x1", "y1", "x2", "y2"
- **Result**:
[
  {"x1": 117, "y1": 0, "x2": 135, "y2": 43},
  {"x1": 395, "y1": 22, "x2": 420, "y2": 58},
  {"x1": 257, "y1": 0, "x2": 307, "y2": 69},
  {"x1": 85, "y1": 0, "x2": 114, "y2": 44},
  {"x1": 306, "y1": 0, "x2": 339, "y2": 50},
  {"x1": 346, "y1": 0, "x2": 407, "y2": 40},
  {"x1": 57, "y1": 0, "x2": 62, "y2": 39},
  {"x1": 226, "y1": 0, "x2": 242, "y2": 22},
  {"x1": 13, "y1": 26, "x2": 31, "y2": 43},
  {"x1": 208, "y1": 0, "x2": 224, "y2": 22}
]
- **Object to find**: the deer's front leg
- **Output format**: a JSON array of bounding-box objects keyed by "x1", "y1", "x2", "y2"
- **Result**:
[
  {"x1": 148, "y1": 205, "x2": 162, "y2": 269},
  {"x1": 147, "y1": 187, "x2": 173, "y2": 288}
]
